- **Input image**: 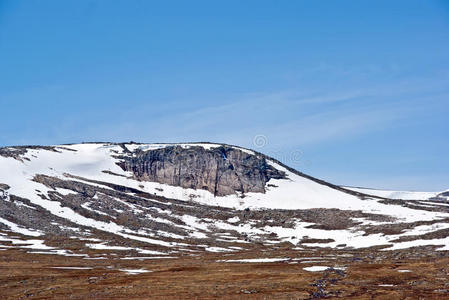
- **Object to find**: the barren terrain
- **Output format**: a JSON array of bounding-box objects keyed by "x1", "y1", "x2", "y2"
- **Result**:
[
  {"x1": 1, "y1": 245, "x2": 449, "y2": 299},
  {"x1": 1, "y1": 143, "x2": 448, "y2": 299}
]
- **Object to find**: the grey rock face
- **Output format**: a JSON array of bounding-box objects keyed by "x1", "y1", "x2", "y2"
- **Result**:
[
  {"x1": 0, "y1": 183, "x2": 9, "y2": 201},
  {"x1": 428, "y1": 191, "x2": 449, "y2": 201},
  {"x1": 117, "y1": 146, "x2": 286, "y2": 196}
]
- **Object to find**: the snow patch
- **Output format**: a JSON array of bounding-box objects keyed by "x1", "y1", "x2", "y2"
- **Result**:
[{"x1": 218, "y1": 258, "x2": 289, "y2": 263}]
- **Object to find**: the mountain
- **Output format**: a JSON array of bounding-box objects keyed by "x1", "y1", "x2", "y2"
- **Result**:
[
  {"x1": 343, "y1": 186, "x2": 443, "y2": 201},
  {"x1": 2, "y1": 142, "x2": 449, "y2": 299},
  {"x1": 1, "y1": 142, "x2": 448, "y2": 257}
]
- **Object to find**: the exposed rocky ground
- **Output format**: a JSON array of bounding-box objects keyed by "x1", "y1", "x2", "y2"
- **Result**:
[
  {"x1": 0, "y1": 142, "x2": 448, "y2": 299},
  {"x1": 118, "y1": 145, "x2": 286, "y2": 196}
]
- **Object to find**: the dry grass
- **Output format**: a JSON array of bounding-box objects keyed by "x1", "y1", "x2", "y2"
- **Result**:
[{"x1": 1, "y1": 248, "x2": 448, "y2": 299}]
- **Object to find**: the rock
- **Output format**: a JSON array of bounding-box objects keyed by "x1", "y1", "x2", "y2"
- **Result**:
[
  {"x1": 117, "y1": 146, "x2": 286, "y2": 196},
  {"x1": 0, "y1": 183, "x2": 10, "y2": 190},
  {"x1": 0, "y1": 183, "x2": 10, "y2": 201}
]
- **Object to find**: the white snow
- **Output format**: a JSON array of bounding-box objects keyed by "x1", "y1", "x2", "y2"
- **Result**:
[
  {"x1": 120, "y1": 256, "x2": 176, "y2": 260},
  {"x1": 0, "y1": 217, "x2": 42, "y2": 237},
  {"x1": 1, "y1": 143, "x2": 449, "y2": 251},
  {"x1": 217, "y1": 258, "x2": 289, "y2": 263},
  {"x1": 30, "y1": 249, "x2": 88, "y2": 257},
  {"x1": 422, "y1": 201, "x2": 449, "y2": 207},
  {"x1": 55, "y1": 188, "x2": 76, "y2": 196},
  {"x1": 119, "y1": 268, "x2": 151, "y2": 275},
  {"x1": 303, "y1": 266, "x2": 345, "y2": 272},
  {"x1": 86, "y1": 243, "x2": 132, "y2": 251},
  {"x1": 344, "y1": 186, "x2": 439, "y2": 201},
  {"x1": 0, "y1": 237, "x2": 51, "y2": 250},
  {"x1": 81, "y1": 202, "x2": 111, "y2": 217},
  {"x1": 13, "y1": 201, "x2": 36, "y2": 210},
  {"x1": 378, "y1": 284, "x2": 395, "y2": 287},
  {"x1": 205, "y1": 246, "x2": 235, "y2": 253},
  {"x1": 385, "y1": 236, "x2": 449, "y2": 251},
  {"x1": 180, "y1": 215, "x2": 211, "y2": 239},
  {"x1": 123, "y1": 143, "x2": 224, "y2": 153},
  {"x1": 0, "y1": 148, "x2": 184, "y2": 247},
  {"x1": 137, "y1": 249, "x2": 168, "y2": 255},
  {"x1": 227, "y1": 216, "x2": 240, "y2": 223},
  {"x1": 17, "y1": 144, "x2": 444, "y2": 225},
  {"x1": 0, "y1": 234, "x2": 77, "y2": 255}
]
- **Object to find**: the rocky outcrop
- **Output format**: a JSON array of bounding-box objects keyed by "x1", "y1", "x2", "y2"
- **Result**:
[
  {"x1": 429, "y1": 191, "x2": 449, "y2": 201},
  {"x1": 117, "y1": 146, "x2": 286, "y2": 196},
  {"x1": 0, "y1": 183, "x2": 9, "y2": 200}
]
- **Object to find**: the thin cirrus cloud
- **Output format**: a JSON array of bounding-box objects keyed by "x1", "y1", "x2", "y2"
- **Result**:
[
  {"x1": 5, "y1": 70, "x2": 447, "y2": 154},
  {"x1": 81, "y1": 82, "x2": 431, "y2": 149}
]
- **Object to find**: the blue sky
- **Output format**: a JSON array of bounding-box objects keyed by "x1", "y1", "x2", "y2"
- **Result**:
[{"x1": 1, "y1": 0, "x2": 448, "y2": 191}]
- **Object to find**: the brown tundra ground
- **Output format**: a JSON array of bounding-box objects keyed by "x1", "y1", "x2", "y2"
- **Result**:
[{"x1": 1, "y1": 245, "x2": 449, "y2": 300}]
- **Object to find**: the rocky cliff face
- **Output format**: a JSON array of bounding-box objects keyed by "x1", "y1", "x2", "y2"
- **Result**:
[
  {"x1": 430, "y1": 191, "x2": 449, "y2": 201},
  {"x1": 117, "y1": 145, "x2": 286, "y2": 196},
  {"x1": 0, "y1": 183, "x2": 9, "y2": 201}
]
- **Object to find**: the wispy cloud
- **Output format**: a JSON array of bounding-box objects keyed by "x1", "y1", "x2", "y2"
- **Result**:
[{"x1": 76, "y1": 71, "x2": 449, "y2": 152}]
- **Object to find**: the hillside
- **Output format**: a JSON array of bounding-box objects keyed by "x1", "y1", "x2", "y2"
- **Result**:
[{"x1": 1, "y1": 142, "x2": 448, "y2": 299}]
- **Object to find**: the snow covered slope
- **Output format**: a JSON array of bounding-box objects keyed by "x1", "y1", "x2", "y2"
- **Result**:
[
  {"x1": 0, "y1": 142, "x2": 448, "y2": 257},
  {"x1": 343, "y1": 186, "x2": 440, "y2": 201}
]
